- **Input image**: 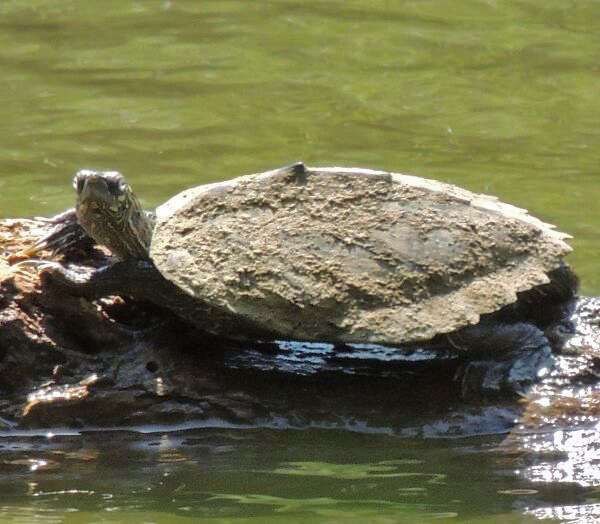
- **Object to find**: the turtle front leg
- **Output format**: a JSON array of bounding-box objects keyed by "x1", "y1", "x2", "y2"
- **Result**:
[
  {"x1": 34, "y1": 260, "x2": 294, "y2": 342},
  {"x1": 19, "y1": 208, "x2": 92, "y2": 258},
  {"x1": 36, "y1": 259, "x2": 221, "y2": 330},
  {"x1": 448, "y1": 321, "x2": 555, "y2": 398},
  {"x1": 36, "y1": 260, "x2": 172, "y2": 303}
]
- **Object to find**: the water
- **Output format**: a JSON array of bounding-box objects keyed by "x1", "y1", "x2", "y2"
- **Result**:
[
  {"x1": 1, "y1": 426, "x2": 595, "y2": 523},
  {"x1": 1, "y1": 0, "x2": 600, "y2": 521}
]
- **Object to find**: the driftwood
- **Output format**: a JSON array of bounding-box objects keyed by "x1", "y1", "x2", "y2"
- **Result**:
[{"x1": 1, "y1": 217, "x2": 600, "y2": 440}]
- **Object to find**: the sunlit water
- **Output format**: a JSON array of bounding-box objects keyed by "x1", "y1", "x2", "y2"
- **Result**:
[
  {"x1": 2, "y1": 425, "x2": 599, "y2": 523},
  {"x1": 1, "y1": 0, "x2": 600, "y2": 521}
]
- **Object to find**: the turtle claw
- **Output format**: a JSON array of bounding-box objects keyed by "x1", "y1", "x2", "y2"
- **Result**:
[
  {"x1": 18, "y1": 240, "x2": 55, "y2": 258},
  {"x1": 16, "y1": 208, "x2": 90, "y2": 259},
  {"x1": 14, "y1": 258, "x2": 97, "y2": 294},
  {"x1": 13, "y1": 259, "x2": 63, "y2": 272}
]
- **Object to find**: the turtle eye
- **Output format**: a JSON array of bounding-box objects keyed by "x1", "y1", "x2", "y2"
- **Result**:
[
  {"x1": 117, "y1": 191, "x2": 129, "y2": 212},
  {"x1": 74, "y1": 170, "x2": 93, "y2": 194},
  {"x1": 118, "y1": 179, "x2": 129, "y2": 194},
  {"x1": 117, "y1": 181, "x2": 132, "y2": 206}
]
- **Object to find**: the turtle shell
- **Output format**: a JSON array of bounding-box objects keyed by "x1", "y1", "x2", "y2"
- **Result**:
[{"x1": 150, "y1": 165, "x2": 571, "y2": 344}]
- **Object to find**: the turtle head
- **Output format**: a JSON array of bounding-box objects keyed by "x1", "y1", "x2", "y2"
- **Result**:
[
  {"x1": 74, "y1": 170, "x2": 129, "y2": 209},
  {"x1": 74, "y1": 170, "x2": 154, "y2": 260}
]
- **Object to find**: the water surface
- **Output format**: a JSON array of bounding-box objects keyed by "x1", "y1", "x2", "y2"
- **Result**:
[
  {"x1": 3, "y1": 426, "x2": 598, "y2": 523},
  {"x1": 1, "y1": 0, "x2": 598, "y2": 290}
]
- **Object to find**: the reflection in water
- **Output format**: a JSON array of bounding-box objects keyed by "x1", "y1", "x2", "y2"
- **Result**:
[
  {"x1": 206, "y1": 492, "x2": 458, "y2": 521},
  {"x1": 519, "y1": 426, "x2": 600, "y2": 486},
  {"x1": 527, "y1": 503, "x2": 600, "y2": 523},
  {"x1": 268, "y1": 459, "x2": 441, "y2": 481},
  {"x1": 0, "y1": 426, "x2": 598, "y2": 521}
]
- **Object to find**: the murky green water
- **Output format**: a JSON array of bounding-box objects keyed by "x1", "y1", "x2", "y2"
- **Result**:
[
  {"x1": 1, "y1": 0, "x2": 600, "y2": 521},
  {"x1": 2, "y1": 0, "x2": 600, "y2": 291},
  {"x1": 2, "y1": 426, "x2": 595, "y2": 524}
]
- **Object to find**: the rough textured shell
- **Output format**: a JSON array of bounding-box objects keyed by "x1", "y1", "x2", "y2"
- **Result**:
[{"x1": 151, "y1": 166, "x2": 571, "y2": 344}]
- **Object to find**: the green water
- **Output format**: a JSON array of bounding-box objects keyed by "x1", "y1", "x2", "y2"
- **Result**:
[
  {"x1": 0, "y1": 427, "x2": 573, "y2": 523},
  {"x1": 1, "y1": 0, "x2": 599, "y2": 291},
  {"x1": 1, "y1": 0, "x2": 600, "y2": 521}
]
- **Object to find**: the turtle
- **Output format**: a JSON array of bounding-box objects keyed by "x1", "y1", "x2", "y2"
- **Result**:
[{"x1": 25, "y1": 162, "x2": 578, "y2": 396}]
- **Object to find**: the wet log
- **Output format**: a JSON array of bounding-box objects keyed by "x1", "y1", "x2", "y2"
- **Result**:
[{"x1": 0, "y1": 217, "x2": 599, "y2": 438}]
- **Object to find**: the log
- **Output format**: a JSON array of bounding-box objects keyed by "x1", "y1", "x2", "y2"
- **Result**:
[{"x1": 0, "y1": 217, "x2": 598, "y2": 440}]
